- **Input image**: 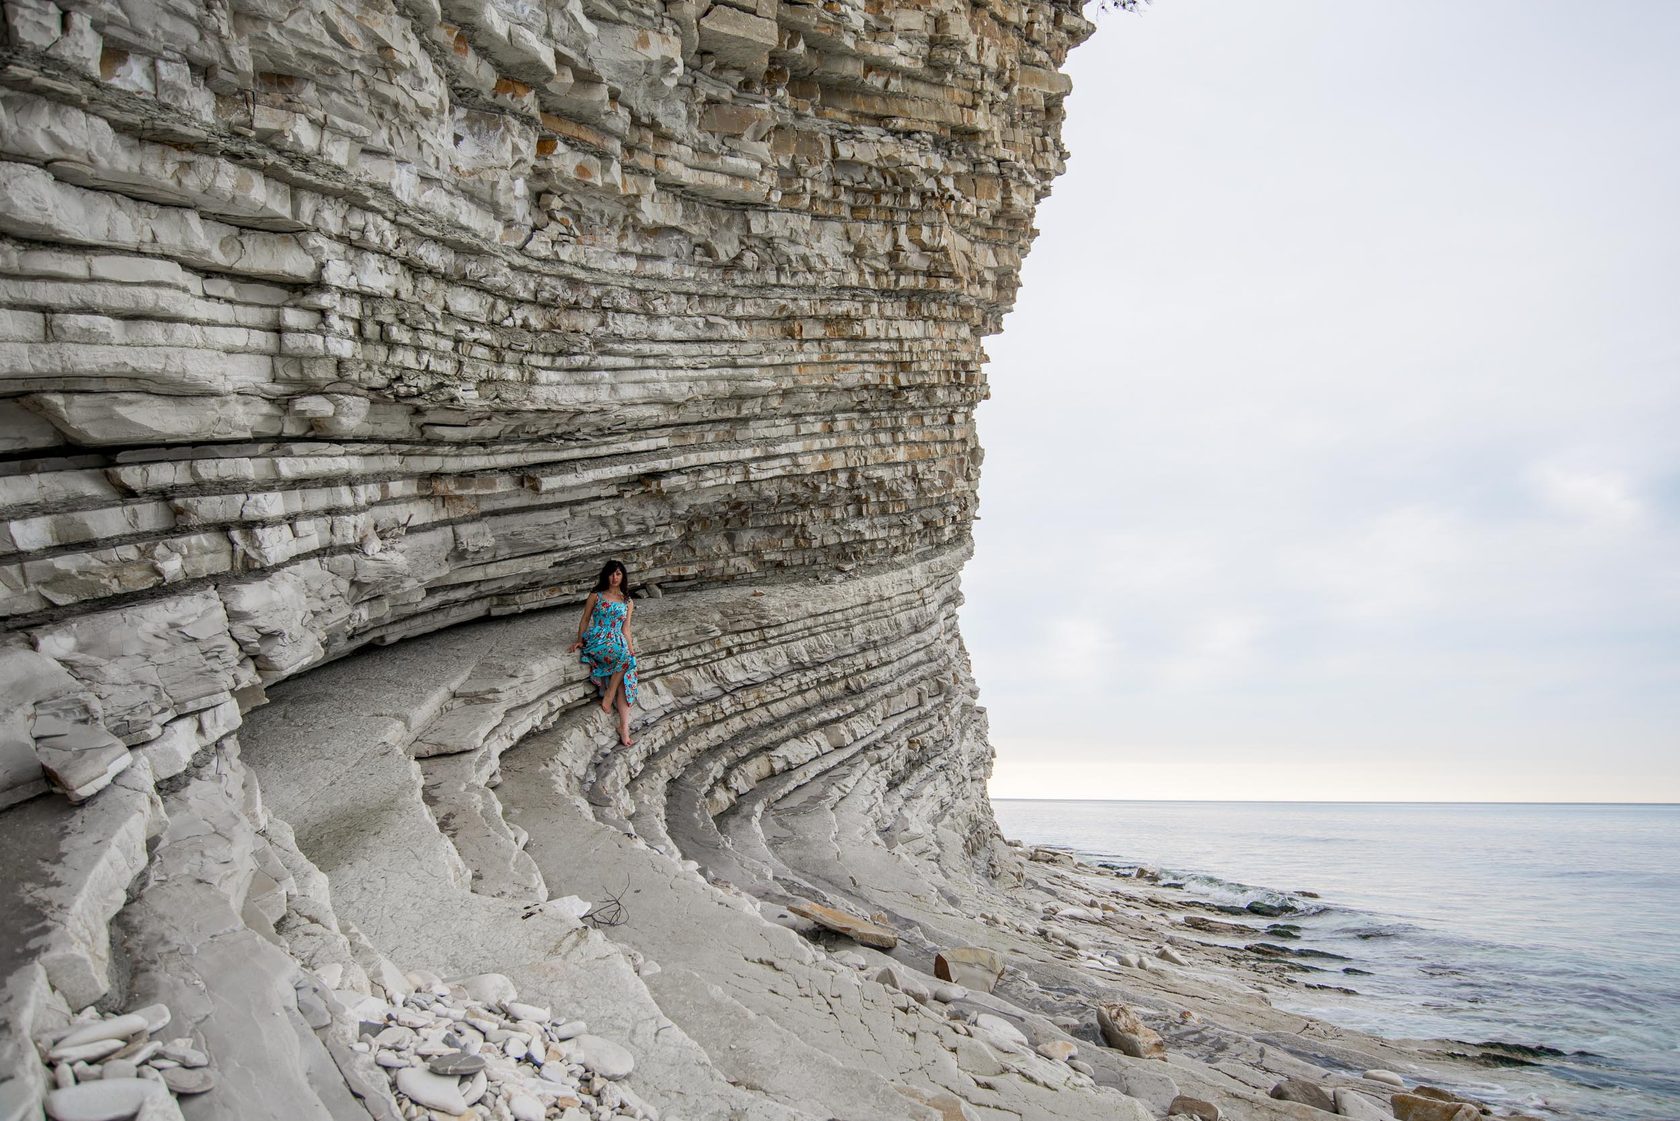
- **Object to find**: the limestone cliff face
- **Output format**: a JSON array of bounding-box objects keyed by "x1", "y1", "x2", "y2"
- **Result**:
[{"x1": 0, "y1": 0, "x2": 1095, "y2": 1117}]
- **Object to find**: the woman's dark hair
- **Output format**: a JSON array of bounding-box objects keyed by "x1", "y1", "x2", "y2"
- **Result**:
[{"x1": 592, "y1": 559, "x2": 631, "y2": 598}]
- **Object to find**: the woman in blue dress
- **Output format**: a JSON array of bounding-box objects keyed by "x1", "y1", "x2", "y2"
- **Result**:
[{"x1": 568, "y1": 559, "x2": 639, "y2": 747}]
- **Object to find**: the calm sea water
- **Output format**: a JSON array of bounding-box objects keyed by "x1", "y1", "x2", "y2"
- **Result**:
[{"x1": 990, "y1": 800, "x2": 1680, "y2": 1120}]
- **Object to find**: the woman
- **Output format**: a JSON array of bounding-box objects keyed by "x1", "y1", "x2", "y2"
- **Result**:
[{"x1": 569, "y1": 559, "x2": 638, "y2": 747}]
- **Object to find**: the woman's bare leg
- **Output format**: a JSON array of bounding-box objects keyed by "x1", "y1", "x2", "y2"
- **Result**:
[
  {"x1": 600, "y1": 667, "x2": 625, "y2": 714},
  {"x1": 615, "y1": 689, "x2": 633, "y2": 747}
]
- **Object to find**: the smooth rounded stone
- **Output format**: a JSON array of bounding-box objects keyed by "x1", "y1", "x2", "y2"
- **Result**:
[
  {"x1": 461, "y1": 1071, "x2": 488, "y2": 1107},
  {"x1": 1035, "y1": 1040, "x2": 1077, "y2": 1062},
  {"x1": 99, "y1": 1061, "x2": 138, "y2": 1082},
  {"x1": 454, "y1": 974, "x2": 519, "y2": 1006},
  {"x1": 874, "y1": 966, "x2": 931, "y2": 1004},
  {"x1": 1167, "y1": 1095, "x2": 1221, "y2": 1120},
  {"x1": 50, "y1": 1040, "x2": 126, "y2": 1064},
  {"x1": 71, "y1": 1063, "x2": 99, "y2": 1082},
  {"x1": 44, "y1": 1078, "x2": 164, "y2": 1121},
  {"x1": 972, "y1": 1014, "x2": 1028, "y2": 1048},
  {"x1": 57, "y1": 1016, "x2": 150, "y2": 1051},
  {"x1": 1391, "y1": 1095, "x2": 1479, "y2": 1121},
  {"x1": 158, "y1": 1041, "x2": 207, "y2": 1068},
  {"x1": 1097, "y1": 1004, "x2": 1167, "y2": 1059},
  {"x1": 427, "y1": 1051, "x2": 486, "y2": 1076},
  {"x1": 1156, "y1": 945, "x2": 1189, "y2": 966},
  {"x1": 550, "y1": 1021, "x2": 586, "y2": 1041},
  {"x1": 931, "y1": 983, "x2": 966, "y2": 1003},
  {"x1": 394, "y1": 1068, "x2": 468, "y2": 1114},
  {"x1": 375, "y1": 1026, "x2": 417, "y2": 1049},
  {"x1": 504, "y1": 1002, "x2": 551, "y2": 1023},
  {"x1": 509, "y1": 1093, "x2": 544, "y2": 1121},
  {"x1": 831, "y1": 951, "x2": 869, "y2": 970},
  {"x1": 1363, "y1": 1070, "x2": 1406, "y2": 1088},
  {"x1": 564, "y1": 1036, "x2": 633, "y2": 1081},
  {"x1": 112, "y1": 1040, "x2": 160, "y2": 1065},
  {"x1": 1333, "y1": 1087, "x2": 1394, "y2": 1120},
  {"x1": 538, "y1": 1062, "x2": 573, "y2": 1086},
  {"x1": 1269, "y1": 1078, "x2": 1336, "y2": 1112},
  {"x1": 933, "y1": 947, "x2": 1004, "y2": 994},
  {"x1": 132, "y1": 1005, "x2": 171, "y2": 1035},
  {"x1": 158, "y1": 1067, "x2": 214, "y2": 1095},
  {"x1": 375, "y1": 1050, "x2": 410, "y2": 1068},
  {"x1": 1068, "y1": 1058, "x2": 1095, "y2": 1077},
  {"x1": 54, "y1": 1064, "x2": 76, "y2": 1090}
]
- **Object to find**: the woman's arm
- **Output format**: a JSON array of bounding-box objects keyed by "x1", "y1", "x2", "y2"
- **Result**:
[
  {"x1": 568, "y1": 593, "x2": 596, "y2": 651},
  {"x1": 623, "y1": 601, "x2": 636, "y2": 656}
]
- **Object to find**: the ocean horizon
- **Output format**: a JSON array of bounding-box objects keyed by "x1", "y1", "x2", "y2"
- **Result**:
[{"x1": 991, "y1": 797, "x2": 1680, "y2": 1120}]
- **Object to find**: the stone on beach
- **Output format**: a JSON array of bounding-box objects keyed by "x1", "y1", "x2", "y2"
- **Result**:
[
  {"x1": 1097, "y1": 1004, "x2": 1167, "y2": 1059},
  {"x1": 787, "y1": 900, "x2": 898, "y2": 949},
  {"x1": 875, "y1": 966, "x2": 932, "y2": 1004},
  {"x1": 1391, "y1": 1094, "x2": 1480, "y2": 1121},
  {"x1": 564, "y1": 1035, "x2": 635, "y2": 1080},
  {"x1": 426, "y1": 1050, "x2": 486, "y2": 1076},
  {"x1": 1036, "y1": 1040, "x2": 1077, "y2": 1062},
  {"x1": 394, "y1": 1067, "x2": 467, "y2": 1113},
  {"x1": 48, "y1": 1040, "x2": 126, "y2": 1065},
  {"x1": 54, "y1": 1015, "x2": 149, "y2": 1050},
  {"x1": 1363, "y1": 1069, "x2": 1406, "y2": 1088},
  {"x1": 44, "y1": 1079, "x2": 166, "y2": 1121},
  {"x1": 156, "y1": 1067, "x2": 214, "y2": 1096},
  {"x1": 933, "y1": 947, "x2": 1005, "y2": 993},
  {"x1": 1334, "y1": 1087, "x2": 1395, "y2": 1119},
  {"x1": 972, "y1": 1014, "x2": 1029, "y2": 1048},
  {"x1": 1166, "y1": 1096, "x2": 1221, "y2": 1120},
  {"x1": 508, "y1": 1092, "x2": 545, "y2": 1121},
  {"x1": 1269, "y1": 1077, "x2": 1336, "y2": 1112},
  {"x1": 454, "y1": 974, "x2": 518, "y2": 1005}
]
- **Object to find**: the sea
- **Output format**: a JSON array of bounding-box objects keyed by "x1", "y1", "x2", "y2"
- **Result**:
[{"x1": 990, "y1": 799, "x2": 1680, "y2": 1121}]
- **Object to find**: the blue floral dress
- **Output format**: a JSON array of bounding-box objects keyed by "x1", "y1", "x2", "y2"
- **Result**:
[{"x1": 579, "y1": 596, "x2": 638, "y2": 705}]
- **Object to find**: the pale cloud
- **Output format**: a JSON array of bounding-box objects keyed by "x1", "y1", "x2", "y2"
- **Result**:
[
  {"x1": 963, "y1": 0, "x2": 1680, "y2": 802},
  {"x1": 1531, "y1": 465, "x2": 1646, "y2": 527},
  {"x1": 1284, "y1": 506, "x2": 1466, "y2": 624},
  {"x1": 1160, "y1": 613, "x2": 1265, "y2": 689},
  {"x1": 1031, "y1": 616, "x2": 1120, "y2": 689}
]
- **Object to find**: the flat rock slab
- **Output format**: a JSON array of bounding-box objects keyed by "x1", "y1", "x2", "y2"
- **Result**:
[{"x1": 786, "y1": 900, "x2": 897, "y2": 949}]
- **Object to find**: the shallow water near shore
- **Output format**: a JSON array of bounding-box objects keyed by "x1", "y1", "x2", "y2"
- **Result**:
[{"x1": 991, "y1": 799, "x2": 1680, "y2": 1120}]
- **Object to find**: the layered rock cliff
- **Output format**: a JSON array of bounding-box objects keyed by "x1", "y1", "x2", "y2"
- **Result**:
[{"x1": 2, "y1": 0, "x2": 1112, "y2": 1117}]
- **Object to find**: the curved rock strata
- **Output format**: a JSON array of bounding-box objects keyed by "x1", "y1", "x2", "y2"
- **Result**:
[
  {"x1": 2, "y1": 0, "x2": 1105, "y2": 1114},
  {"x1": 0, "y1": 1, "x2": 1553, "y2": 1120}
]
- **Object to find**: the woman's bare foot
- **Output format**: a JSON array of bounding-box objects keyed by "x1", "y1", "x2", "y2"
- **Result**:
[
  {"x1": 599, "y1": 693, "x2": 614, "y2": 715},
  {"x1": 619, "y1": 729, "x2": 634, "y2": 747}
]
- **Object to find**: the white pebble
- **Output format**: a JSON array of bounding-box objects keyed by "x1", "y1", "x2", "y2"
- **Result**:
[
  {"x1": 394, "y1": 1067, "x2": 467, "y2": 1114},
  {"x1": 509, "y1": 1092, "x2": 545, "y2": 1121},
  {"x1": 55, "y1": 1015, "x2": 149, "y2": 1051},
  {"x1": 505, "y1": 1002, "x2": 551, "y2": 1023},
  {"x1": 44, "y1": 1078, "x2": 164, "y2": 1121},
  {"x1": 48, "y1": 1040, "x2": 124, "y2": 1065}
]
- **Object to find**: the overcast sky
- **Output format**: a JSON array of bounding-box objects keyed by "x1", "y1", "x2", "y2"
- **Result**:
[{"x1": 965, "y1": 1, "x2": 1680, "y2": 802}]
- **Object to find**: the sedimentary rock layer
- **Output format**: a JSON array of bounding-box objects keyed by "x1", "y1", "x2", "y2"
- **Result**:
[{"x1": 1, "y1": 0, "x2": 1104, "y2": 1116}]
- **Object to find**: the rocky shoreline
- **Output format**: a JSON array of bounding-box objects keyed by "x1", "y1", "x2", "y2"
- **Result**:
[{"x1": 10, "y1": 574, "x2": 1596, "y2": 1121}]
